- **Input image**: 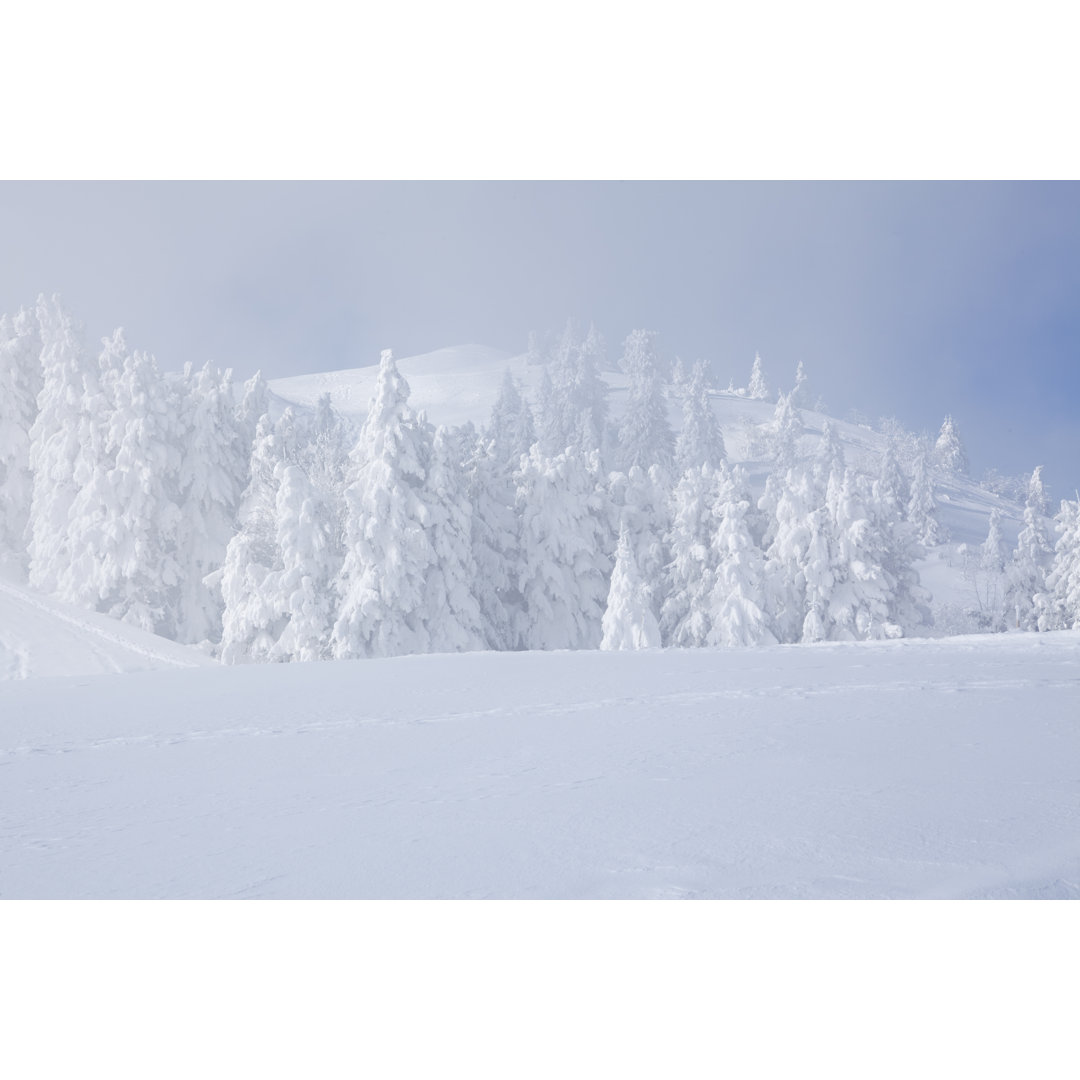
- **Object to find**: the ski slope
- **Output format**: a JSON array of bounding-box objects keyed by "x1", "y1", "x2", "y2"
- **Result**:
[
  {"x1": 0, "y1": 572, "x2": 215, "y2": 681},
  {"x1": 3, "y1": 633, "x2": 1078, "y2": 899}
]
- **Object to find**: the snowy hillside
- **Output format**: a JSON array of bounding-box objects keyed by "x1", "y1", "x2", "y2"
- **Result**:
[
  {"x1": 3, "y1": 633, "x2": 1078, "y2": 899},
  {"x1": 270, "y1": 342, "x2": 1026, "y2": 623},
  {"x1": 0, "y1": 571, "x2": 215, "y2": 681},
  {"x1": 270, "y1": 343, "x2": 1020, "y2": 548},
  {"x1": 5, "y1": 300, "x2": 1075, "y2": 666}
]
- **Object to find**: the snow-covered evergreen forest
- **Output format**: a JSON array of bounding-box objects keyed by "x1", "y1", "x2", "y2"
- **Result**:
[{"x1": 3, "y1": 296, "x2": 1078, "y2": 663}]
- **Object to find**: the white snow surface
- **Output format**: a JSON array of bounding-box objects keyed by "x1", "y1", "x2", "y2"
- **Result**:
[
  {"x1": 3, "y1": 633, "x2": 1078, "y2": 899},
  {"x1": 0, "y1": 571, "x2": 215, "y2": 681}
]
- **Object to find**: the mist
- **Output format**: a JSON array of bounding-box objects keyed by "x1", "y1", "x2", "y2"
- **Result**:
[{"x1": 1, "y1": 181, "x2": 1077, "y2": 495}]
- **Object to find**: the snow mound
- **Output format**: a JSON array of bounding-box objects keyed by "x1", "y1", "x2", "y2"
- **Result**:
[
  {"x1": 270, "y1": 345, "x2": 523, "y2": 430},
  {"x1": 0, "y1": 573, "x2": 216, "y2": 681}
]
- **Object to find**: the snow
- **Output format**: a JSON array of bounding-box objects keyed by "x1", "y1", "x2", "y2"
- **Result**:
[
  {"x1": 0, "y1": 571, "x2": 216, "y2": 681},
  {"x1": 2, "y1": 632, "x2": 1078, "y2": 898},
  {"x1": 270, "y1": 345, "x2": 527, "y2": 429}
]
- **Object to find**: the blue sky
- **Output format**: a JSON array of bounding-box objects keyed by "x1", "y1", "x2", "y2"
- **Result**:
[{"x1": 1, "y1": 181, "x2": 1078, "y2": 496}]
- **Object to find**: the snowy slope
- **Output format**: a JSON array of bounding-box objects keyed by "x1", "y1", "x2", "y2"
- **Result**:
[
  {"x1": 3, "y1": 633, "x2": 1078, "y2": 899},
  {"x1": 0, "y1": 572, "x2": 216, "y2": 681},
  {"x1": 270, "y1": 344, "x2": 1025, "y2": 619}
]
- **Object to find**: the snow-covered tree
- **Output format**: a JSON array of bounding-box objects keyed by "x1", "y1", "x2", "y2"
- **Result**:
[
  {"x1": 514, "y1": 445, "x2": 609, "y2": 651},
  {"x1": 94, "y1": 347, "x2": 184, "y2": 635},
  {"x1": 270, "y1": 461, "x2": 339, "y2": 662},
  {"x1": 541, "y1": 319, "x2": 609, "y2": 458},
  {"x1": 707, "y1": 464, "x2": 776, "y2": 647},
  {"x1": 981, "y1": 508, "x2": 1008, "y2": 575},
  {"x1": 660, "y1": 464, "x2": 720, "y2": 647},
  {"x1": 616, "y1": 330, "x2": 674, "y2": 473},
  {"x1": 747, "y1": 352, "x2": 769, "y2": 400},
  {"x1": 332, "y1": 350, "x2": 438, "y2": 659},
  {"x1": 582, "y1": 322, "x2": 608, "y2": 372},
  {"x1": 675, "y1": 359, "x2": 725, "y2": 473},
  {"x1": 174, "y1": 362, "x2": 248, "y2": 644},
  {"x1": 768, "y1": 393, "x2": 804, "y2": 471},
  {"x1": 601, "y1": 526, "x2": 661, "y2": 650},
  {"x1": 525, "y1": 330, "x2": 548, "y2": 366},
  {"x1": 934, "y1": 415, "x2": 969, "y2": 476},
  {"x1": 790, "y1": 359, "x2": 808, "y2": 408},
  {"x1": 607, "y1": 464, "x2": 669, "y2": 624},
  {"x1": 422, "y1": 425, "x2": 486, "y2": 654},
  {"x1": 818, "y1": 470, "x2": 906, "y2": 641},
  {"x1": 758, "y1": 465, "x2": 817, "y2": 644},
  {"x1": 465, "y1": 432, "x2": 522, "y2": 650},
  {"x1": 57, "y1": 329, "x2": 132, "y2": 610},
  {"x1": 236, "y1": 370, "x2": 269, "y2": 454},
  {"x1": 486, "y1": 369, "x2": 535, "y2": 471},
  {"x1": 217, "y1": 411, "x2": 301, "y2": 663},
  {"x1": 27, "y1": 295, "x2": 88, "y2": 595},
  {"x1": 1007, "y1": 467, "x2": 1053, "y2": 630},
  {"x1": 1035, "y1": 499, "x2": 1080, "y2": 631},
  {"x1": 0, "y1": 307, "x2": 43, "y2": 562},
  {"x1": 877, "y1": 439, "x2": 909, "y2": 519},
  {"x1": 534, "y1": 366, "x2": 565, "y2": 455},
  {"x1": 907, "y1": 444, "x2": 944, "y2": 546},
  {"x1": 813, "y1": 420, "x2": 844, "y2": 486}
]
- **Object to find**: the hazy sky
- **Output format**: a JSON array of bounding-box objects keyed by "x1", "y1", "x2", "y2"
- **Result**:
[{"x1": 2, "y1": 181, "x2": 1078, "y2": 496}]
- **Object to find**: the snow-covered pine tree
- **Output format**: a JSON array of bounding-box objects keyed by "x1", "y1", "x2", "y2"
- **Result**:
[
  {"x1": 582, "y1": 322, "x2": 608, "y2": 372},
  {"x1": 464, "y1": 432, "x2": 522, "y2": 650},
  {"x1": 671, "y1": 356, "x2": 688, "y2": 399},
  {"x1": 675, "y1": 359, "x2": 725, "y2": 473},
  {"x1": 332, "y1": 350, "x2": 438, "y2": 659},
  {"x1": 513, "y1": 444, "x2": 609, "y2": 651},
  {"x1": 1007, "y1": 466, "x2": 1053, "y2": 630},
  {"x1": 790, "y1": 359, "x2": 808, "y2": 407},
  {"x1": 660, "y1": 464, "x2": 720, "y2": 647},
  {"x1": 525, "y1": 330, "x2": 546, "y2": 366},
  {"x1": 768, "y1": 392, "x2": 804, "y2": 471},
  {"x1": 269, "y1": 461, "x2": 339, "y2": 662},
  {"x1": 27, "y1": 295, "x2": 88, "y2": 595},
  {"x1": 907, "y1": 443, "x2": 944, "y2": 546},
  {"x1": 607, "y1": 464, "x2": 669, "y2": 625},
  {"x1": 217, "y1": 410, "x2": 301, "y2": 663},
  {"x1": 95, "y1": 347, "x2": 184, "y2": 635},
  {"x1": 758, "y1": 464, "x2": 817, "y2": 644},
  {"x1": 1035, "y1": 498, "x2": 1080, "y2": 631},
  {"x1": 747, "y1": 352, "x2": 769, "y2": 400},
  {"x1": 562, "y1": 331, "x2": 608, "y2": 457},
  {"x1": 934, "y1": 415, "x2": 969, "y2": 476},
  {"x1": 422, "y1": 425, "x2": 486, "y2": 654},
  {"x1": 57, "y1": 328, "x2": 131, "y2": 611},
  {"x1": 819, "y1": 470, "x2": 904, "y2": 640},
  {"x1": 174, "y1": 361, "x2": 248, "y2": 644},
  {"x1": 877, "y1": 439, "x2": 910, "y2": 519},
  {"x1": 236, "y1": 370, "x2": 269, "y2": 453},
  {"x1": 534, "y1": 366, "x2": 565, "y2": 455},
  {"x1": 0, "y1": 307, "x2": 43, "y2": 563},
  {"x1": 616, "y1": 330, "x2": 674, "y2": 473},
  {"x1": 975, "y1": 507, "x2": 1009, "y2": 631},
  {"x1": 486, "y1": 369, "x2": 535, "y2": 472},
  {"x1": 600, "y1": 525, "x2": 661, "y2": 650},
  {"x1": 706, "y1": 464, "x2": 776, "y2": 647},
  {"x1": 813, "y1": 420, "x2": 844, "y2": 486}
]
